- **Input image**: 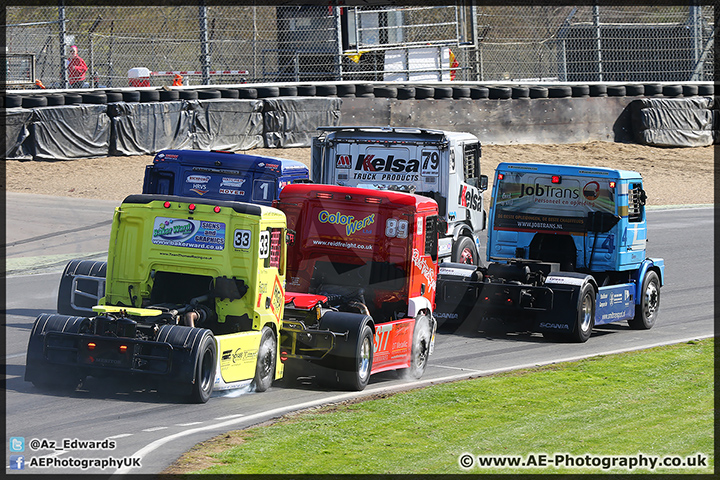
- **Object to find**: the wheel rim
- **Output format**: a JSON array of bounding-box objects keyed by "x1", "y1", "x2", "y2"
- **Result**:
[
  {"x1": 258, "y1": 339, "x2": 274, "y2": 380},
  {"x1": 644, "y1": 282, "x2": 659, "y2": 319},
  {"x1": 414, "y1": 337, "x2": 428, "y2": 370},
  {"x1": 358, "y1": 336, "x2": 371, "y2": 381},
  {"x1": 579, "y1": 294, "x2": 593, "y2": 332},
  {"x1": 460, "y1": 247, "x2": 474, "y2": 264}
]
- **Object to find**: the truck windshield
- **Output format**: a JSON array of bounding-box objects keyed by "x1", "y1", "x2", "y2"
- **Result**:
[{"x1": 493, "y1": 171, "x2": 616, "y2": 235}]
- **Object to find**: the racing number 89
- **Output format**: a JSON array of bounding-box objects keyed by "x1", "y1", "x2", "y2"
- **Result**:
[{"x1": 385, "y1": 218, "x2": 408, "y2": 239}]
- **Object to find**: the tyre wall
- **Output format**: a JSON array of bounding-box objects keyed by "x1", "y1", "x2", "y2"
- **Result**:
[{"x1": 3, "y1": 82, "x2": 715, "y2": 160}]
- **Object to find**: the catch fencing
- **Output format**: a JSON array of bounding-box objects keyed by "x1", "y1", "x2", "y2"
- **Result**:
[{"x1": 5, "y1": 3, "x2": 714, "y2": 89}]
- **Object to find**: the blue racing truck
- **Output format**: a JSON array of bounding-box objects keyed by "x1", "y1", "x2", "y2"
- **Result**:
[
  {"x1": 436, "y1": 162, "x2": 664, "y2": 342},
  {"x1": 143, "y1": 149, "x2": 309, "y2": 205}
]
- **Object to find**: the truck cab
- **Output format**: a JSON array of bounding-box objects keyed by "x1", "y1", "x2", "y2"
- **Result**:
[
  {"x1": 311, "y1": 126, "x2": 488, "y2": 265},
  {"x1": 143, "y1": 149, "x2": 309, "y2": 206}
]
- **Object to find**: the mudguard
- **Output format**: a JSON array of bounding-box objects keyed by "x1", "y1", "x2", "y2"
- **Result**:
[
  {"x1": 315, "y1": 311, "x2": 374, "y2": 373},
  {"x1": 25, "y1": 314, "x2": 89, "y2": 385},
  {"x1": 533, "y1": 272, "x2": 596, "y2": 335},
  {"x1": 157, "y1": 324, "x2": 215, "y2": 396},
  {"x1": 435, "y1": 262, "x2": 482, "y2": 330}
]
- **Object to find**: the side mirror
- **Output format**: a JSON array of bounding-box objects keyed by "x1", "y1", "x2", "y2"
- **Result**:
[{"x1": 479, "y1": 175, "x2": 489, "y2": 192}]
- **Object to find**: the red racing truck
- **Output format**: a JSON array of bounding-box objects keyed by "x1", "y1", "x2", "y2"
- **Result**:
[{"x1": 275, "y1": 183, "x2": 439, "y2": 388}]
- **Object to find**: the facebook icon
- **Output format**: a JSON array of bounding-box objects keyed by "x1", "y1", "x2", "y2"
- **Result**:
[{"x1": 10, "y1": 455, "x2": 25, "y2": 470}]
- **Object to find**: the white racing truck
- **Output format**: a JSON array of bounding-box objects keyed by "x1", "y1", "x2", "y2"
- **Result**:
[{"x1": 311, "y1": 126, "x2": 488, "y2": 265}]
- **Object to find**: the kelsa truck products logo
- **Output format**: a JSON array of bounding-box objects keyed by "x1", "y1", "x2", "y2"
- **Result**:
[
  {"x1": 318, "y1": 210, "x2": 375, "y2": 236},
  {"x1": 337, "y1": 154, "x2": 421, "y2": 181},
  {"x1": 458, "y1": 185, "x2": 483, "y2": 211}
]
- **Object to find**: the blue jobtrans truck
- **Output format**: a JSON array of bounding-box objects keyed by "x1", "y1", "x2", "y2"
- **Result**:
[
  {"x1": 436, "y1": 162, "x2": 664, "y2": 342},
  {"x1": 143, "y1": 149, "x2": 309, "y2": 205}
]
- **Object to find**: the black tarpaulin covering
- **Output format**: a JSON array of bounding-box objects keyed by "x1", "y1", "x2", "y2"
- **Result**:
[
  {"x1": 263, "y1": 97, "x2": 341, "y2": 147},
  {"x1": 192, "y1": 99, "x2": 264, "y2": 151},
  {"x1": 108, "y1": 101, "x2": 194, "y2": 156},
  {"x1": 31, "y1": 104, "x2": 111, "y2": 160},
  {"x1": 632, "y1": 97, "x2": 716, "y2": 147},
  {"x1": 4, "y1": 108, "x2": 33, "y2": 159}
]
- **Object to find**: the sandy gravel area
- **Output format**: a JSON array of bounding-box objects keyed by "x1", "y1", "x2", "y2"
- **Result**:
[{"x1": 4, "y1": 142, "x2": 714, "y2": 206}]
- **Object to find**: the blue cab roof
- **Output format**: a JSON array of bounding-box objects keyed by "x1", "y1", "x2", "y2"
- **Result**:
[{"x1": 153, "y1": 149, "x2": 308, "y2": 175}]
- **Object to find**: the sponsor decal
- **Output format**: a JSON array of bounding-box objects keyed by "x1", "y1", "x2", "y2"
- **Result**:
[
  {"x1": 221, "y1": 177, "x2": 247, "y2": 188},
  {"x1": 539, "y1": 322, "x2": 570, "y2": 330},
  {"x1": 336, "y1": 155, "x2": 351, "y2": 169},
  {"x1": 318, "y1": 210, "x2": 375, "y2": 236},
  {"x1": 435, "y1": 312, "x2": 459, "y2": 319},
  {"x1": 189, "y1": 188, "x2": 209, "y2": 196},
  {"x1": 412, "y1": 248, "x2": 436, "y2": 292},
  {"x1": 219, "y1": 188, "x2": 245, "y2": 196},
  {"x1": 270, "y1": 275, "x2": 284, "y2": 322},
  {"x1": 583, "y1": 181, "x2": 600, "y2": 200},
  {"x1": 519, "y1": 183, "x2": 580, "y2": 200},
  {"x1": 186, "y1": 175, "x2": 210, "y2": 184},
  {"x1": 545, "y1": 275, "x2": 586, "y2": 286},
  {"x1": 152, "y1": 217, "x2": 225, "y2": 250},
  {"x1": 459, "y1": 185, "x2": 483, "y2": 211}
]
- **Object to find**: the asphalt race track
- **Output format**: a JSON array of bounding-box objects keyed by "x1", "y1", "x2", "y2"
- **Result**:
[{"x1": 4, "y1": 193, "x2": 714, "y2": 474}]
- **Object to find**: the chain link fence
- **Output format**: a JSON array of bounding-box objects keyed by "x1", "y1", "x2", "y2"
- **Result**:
[{"x1": 5, "y1": 3, "x2": 714, "y2": 89}]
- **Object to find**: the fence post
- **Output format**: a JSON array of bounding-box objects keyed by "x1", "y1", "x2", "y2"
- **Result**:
[
  {"x1": 199, "y1": 0, "x2": 211, "y2": 85},
  {"x1": 593, "y1": 2, "x2": 603, "y2": 82},
  {"x1": 335, "y1": 5, "x2": 343, "y2": 81},
  {"x1": 59, "y1": 0, "x2": 68, "y2": 88}
]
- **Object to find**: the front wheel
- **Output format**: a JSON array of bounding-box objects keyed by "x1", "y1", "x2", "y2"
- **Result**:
[
  {"x1": 190, "y1": 332, "x2": 216, "y2": 403},
  {"x1": 252, "y1": 326, "x2": 277, "y2": 393},
  {"x1": 451, "y1": 236, "x2": 478, "y2": 265},
  {"x1": 570, "y1": 283, "x2": 595, "y2": 343},
  {"x1": 337, "y1": 324, "x2": 373, "y2": 391},
  {"x1": 628, "y1": 271, "x2": 660, "y2": 330}
]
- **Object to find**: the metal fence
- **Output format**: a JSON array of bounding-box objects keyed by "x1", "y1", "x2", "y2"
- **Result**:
[{"x1": 5, "y1": 3, "x2": 714, "y2": 89}]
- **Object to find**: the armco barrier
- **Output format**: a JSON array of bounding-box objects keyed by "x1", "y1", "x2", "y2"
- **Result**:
[{"x1": 3, "y1": 83, "x2": 715, "y2": 159}]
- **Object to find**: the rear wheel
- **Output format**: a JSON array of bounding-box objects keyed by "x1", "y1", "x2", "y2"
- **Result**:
[
  {"x1": 190, "y1": 333, "x2": 216, "y2": 403},
  {"x1": 628, "y1": 271, "x2": 660, "y2": 330},
  {"x1": 570, "y1": 284, "x2": 595, "y2": 343},
  {"x1": 252, "y1": 326, "x2": 277, "y2": 393},
  {"x1": 452, "y1": 236, "x2": 478, "y2": 265}
]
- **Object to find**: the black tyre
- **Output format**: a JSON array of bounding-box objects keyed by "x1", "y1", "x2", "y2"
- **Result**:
[
  {"x1": 374, "y1": 86, "x2": 397, "y2": 98},
  {"x1": 511, "y1": 86, "x2": 529, "y2": 99},
  {"x1": 5, "y1": 94, "x2": 22, "y2": 108},
  {"x1": 238, "y1": 88, "x2": 258, "y2": 99},
  {"x1": 179, "y1": 90, "x2": 199, "y2": 100},
  {"x1": 625, "y1": 84, "x2": 644, "y2": 96},
  {"x1": 252, "y1": 326, "x2": 277, "y2": 393},
  {"x1": 296, "y1": 85, "x2": 316, "y2": 96},
  {"x1": 316, "y1": 85, "x2": 337, "y2": 96},
  {"x1": 219, "y1": 88, "x2": 240, "y2": 99},
  {"x1": 470, "y1": 86, "x2": 489, "y2": 99},
  {"x1": 682, "y1": 85, "x2": 698, "y2": 97},
  {"x1": 451, "y1": 236, "x2": 478, "y2": 265},
  {"x1": 25, "y1": 314, "x2": 88, "y2": 389},
  {"x1": 415, "y1": 86, "x2": 435, "y2": 99},
  {"x1": 81, "y1": 92, "x2": 107, "y2": 104},
  {"x1": 337, "y1": 84, "x2": 356, "y2": 97},
  {"x1": 159, "y1": 89, "x2": 180, "y2": 102},
  {"x1": 570, "y1": 283, "x2": 595, "y2": 343},
  {"x1": 57, "y1": 260, "x2": 107, "y2": 316},
  {"x1": 452, "y1": 86, "x2": 471, "y2": 99},
  {"x1": 355, "y1": 83, "x2": 374, "y2": 97},
  {"x1": 256, "y1": 86, "x2": 280, "y2": 98},
  {"x1": 397, "y1": 86, "x2": 415, "y2": 100},
  {"x1": 140, "y1": 90, "x2": 160, "y2": 102},
  {"x1": 607, "y1": 85, "x2": 626, "y2": 97},
  {"x1": 433, "y1": 86, "x2": 453, "y2": 99},
  {"x1": 489, "y1": 86, "x2": 511, "y2": 99},
  {"x1": 662, "y1": 85, "x2": 683, "y2": 97},
  {"x1": 122, "y1": 90, "x2": 141, "y2": 102},
  {"x1": 403, "y1": 315, "x2": 432, "y2": 380},
  {"x1": 45, "y1": 94, "x2": 66, "y2": 106},
  {"x1": 571, "y1": 85, "x2": 590, "y2": 97},
  {"x1": 190, "y1": 332, "x2": 216, "y2": 403},
  {"x1": 698, "y1": 84, "x2": 714, "y2": 96},
  {"x1": 198, "y1": 89, "x2": 221, "y2": 99},
  {"x1": 64, "y1": 93, "x2": 83, "y2": 105},
  {"x1": 529, "y1": 86, "x2": 549, "y2": 98},
  {"x1": 548, "y1": 86, "x2": 572, "y2": 98},
  {"x1": 643, "y1": 84, "x2": 663, "y2": 96},
  {"x1": 589, "y1": 84, "x2": 607, "y2": 97},
  {"x1": 338, "y1": 324, "x2": 373, "y2": 391},
  {"x1": 279, "y1": 86, "x2": 298, "y2": 97},
  {"x1": 105, "y1": 91, "x2": 124, "y2": 103},
  {"x1": 628, "y1": 271, "x2": 660, "y2": 330},
  {"x1": 22, "y1": 96, "x2": 48, "y2": 108}
]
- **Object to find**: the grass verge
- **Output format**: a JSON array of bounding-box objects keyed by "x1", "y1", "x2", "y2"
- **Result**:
[{"x1": 165, "y1": 338, "x2": 713, "y2": 475}]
